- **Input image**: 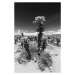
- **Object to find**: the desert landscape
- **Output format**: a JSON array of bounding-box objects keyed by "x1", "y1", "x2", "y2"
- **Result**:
[{"x1": 14, "y1": 30, "x2": 61, "y2": 73}]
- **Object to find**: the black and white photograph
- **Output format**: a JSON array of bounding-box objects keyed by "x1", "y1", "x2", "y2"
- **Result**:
[{"x1": 14, "y1": 2, "x2": 61, "y2": 73}]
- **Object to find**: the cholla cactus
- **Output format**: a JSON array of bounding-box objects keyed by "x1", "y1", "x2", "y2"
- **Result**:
[
  {"x1": 33, "y1": 16, "x2": 46, "y2": 53},
  {"x1": 33, "y1": 16, "x2": 46, "y2": 24}
]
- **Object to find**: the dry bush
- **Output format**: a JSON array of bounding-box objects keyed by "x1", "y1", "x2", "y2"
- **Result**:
[{"x1": 38, "y1": 52, "x2": 53, "y2": 72}]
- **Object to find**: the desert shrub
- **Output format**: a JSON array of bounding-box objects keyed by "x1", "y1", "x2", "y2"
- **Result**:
[
  {"x1": 29, "y1": 41, "x2": 38, "y2": 54},
  {"x1": 38, "y1": 52, "x2": 53, "y2": 72}
]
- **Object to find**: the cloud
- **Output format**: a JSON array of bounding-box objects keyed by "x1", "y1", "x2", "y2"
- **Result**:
[
  {"x1": 43, "y1": 29, "x2": 61, "y2": 35},
  {"x1": 14, "y1": 29, "x2": 61, "y2": 36}
]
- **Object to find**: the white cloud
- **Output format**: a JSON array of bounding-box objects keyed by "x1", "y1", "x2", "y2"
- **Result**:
[{"x1": 14, "y1": 29, "x2": 61, "y2": 36}]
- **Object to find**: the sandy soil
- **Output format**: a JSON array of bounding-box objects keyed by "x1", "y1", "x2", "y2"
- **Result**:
[{"x1": 14, "y1": 43, "x2": 61, "y2": 73}]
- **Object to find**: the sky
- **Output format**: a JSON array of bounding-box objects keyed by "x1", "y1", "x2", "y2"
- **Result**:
[{"x1": 14, "y1": 2, "x2": 61, "y2": 32}]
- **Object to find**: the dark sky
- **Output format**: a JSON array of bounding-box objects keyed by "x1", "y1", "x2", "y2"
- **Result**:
[{"x1": 14, "y1": 2, "x2": 61, "y2": 32}]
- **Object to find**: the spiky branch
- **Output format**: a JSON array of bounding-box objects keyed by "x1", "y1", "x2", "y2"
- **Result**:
[{"x1": 33, "y1": 16, "x2": 46, "y2": 54}]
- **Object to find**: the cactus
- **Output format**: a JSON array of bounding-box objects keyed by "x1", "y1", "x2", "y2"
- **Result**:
[{"x1": 33, "y1": 16, "x2": 46, "y2": 53}]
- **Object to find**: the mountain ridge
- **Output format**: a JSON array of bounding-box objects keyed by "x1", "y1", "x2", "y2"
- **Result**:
[{"x1": 14, "y1": 29, "x2": 61, "y2": 36}]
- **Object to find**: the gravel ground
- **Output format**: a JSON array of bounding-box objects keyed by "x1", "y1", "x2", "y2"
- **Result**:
[{"x1": 14, "y1": 43, "x2": 61, "y2": 73}]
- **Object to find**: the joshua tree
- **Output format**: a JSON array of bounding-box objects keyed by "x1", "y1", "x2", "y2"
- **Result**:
[{"x1": 33, "y1": 16, "x2": 46, "y2": 54}]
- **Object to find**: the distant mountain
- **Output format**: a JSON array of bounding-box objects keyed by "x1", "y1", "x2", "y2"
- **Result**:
[
  {"x1": 23, "y1": 32, "x2": 38, "y2": 36},
  {"x1": 14, "y1": 29, "x2": 61, "y2": 36},
  {"x1": 43, "y1": 29, "x2": 61, "y2": 35}
]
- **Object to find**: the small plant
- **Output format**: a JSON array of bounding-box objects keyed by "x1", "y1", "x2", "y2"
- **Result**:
[{"x1": 38, "y1": 52, "x2": 53, "y2": 72}]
